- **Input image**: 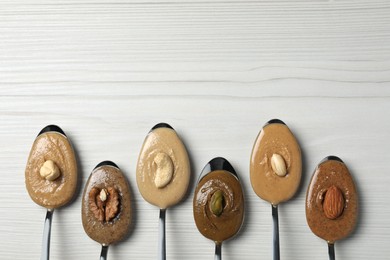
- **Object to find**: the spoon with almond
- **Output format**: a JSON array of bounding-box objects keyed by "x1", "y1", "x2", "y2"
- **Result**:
[{"x1": 306, "y1": 156, "x2": 358, "y2": 260}]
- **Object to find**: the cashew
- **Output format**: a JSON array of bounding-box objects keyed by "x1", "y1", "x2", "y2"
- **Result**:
[
  {"x1": 39, "y1": 160, "x2": 61, "y2": 181},
  {"x1": 153, "y1": 152, "x2": 174, "y2": 188}
]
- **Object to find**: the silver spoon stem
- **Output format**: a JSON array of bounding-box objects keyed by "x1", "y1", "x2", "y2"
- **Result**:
[
  {"x1": 100, "y1": 245, "x2": 109, "y2": 260},
  {"x1": 328, "y1": 243, "x2": 335, "y2": 260},
  {"x1": 214, "y1": 242, "x2": 222, "y2": 260},
  {"x1": 41, "y1": 209, "x2": 54, "y2": 260},
  {"x1": 159, "y1": 209, "x2": 166, "y2": 260},
  {"x1": 272, "y1": 205, "x2": 280, "y2": 260}
]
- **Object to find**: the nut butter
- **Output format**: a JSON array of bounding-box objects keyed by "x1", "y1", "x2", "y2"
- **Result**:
[
  {"x1": 136, "y1": 123, "x2": 190, "y2": 209},
  {"x1": 194, "y1": 170, "x2": 244, "y2": 243},
  {"x1": 306, "y1": 156, "x2": 358, "y2": 244},
  {"x1": 25, "y1": 125, "x2": 77, "y2": 209},
  {"x1": 250, "y1": 119, "x2": 302, "y2": 205},
  {"x1": 82, "y1": 161, "x2": 132, "y2": 246}
]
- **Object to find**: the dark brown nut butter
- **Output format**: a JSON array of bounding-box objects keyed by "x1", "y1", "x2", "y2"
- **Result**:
[
  {"x1": 82, "y1": 162, "x2": 132, "y2": 246},
  {"x1": 193, "y1": 170, "x2": 244, "y2": 243},
  {"x1": 306, "y1": 157, "x2": 358, "y2": 244}
]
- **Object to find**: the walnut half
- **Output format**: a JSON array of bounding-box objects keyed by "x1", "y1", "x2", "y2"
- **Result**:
[{"x1": 89, "y1": 186, "x2": 119, "y2": 222}]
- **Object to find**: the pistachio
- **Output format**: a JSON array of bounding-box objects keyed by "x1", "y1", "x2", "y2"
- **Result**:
[
  {"x1": 271, "y1": 153, "x2": 287, "y2": 177},
  {"x1": 210, "y1": 190, "x2": 225, "y2": 216},
  {"x1": 39, "y1": 160, "x2": 61, "y2": 181},
  {"x1": 154, "y1": 152, "x2": 174, "y2": 188}
]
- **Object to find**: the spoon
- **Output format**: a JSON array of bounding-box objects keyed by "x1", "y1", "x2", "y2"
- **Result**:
[
  {"x1": 25, "y1": 125, "x2": 78, "y2": 260},
  {"x1": 193, "y1": 157, "x2": 245, "y2": 260},
  {"x1": 306, "y1": 156, "x2": 358, "y2": 260},
  {"x1": 250, "y1": 119, "x2": 302, "y2": 260},
  {"x1": 136, "y1": 123, "x2": 191, "y2": 260},
  {"x1": 82, "y1": 161, "x2": 132, "y2": 260}
]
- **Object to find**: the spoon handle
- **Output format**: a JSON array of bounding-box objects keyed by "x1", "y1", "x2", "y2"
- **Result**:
[
  {"x1": 40, "y1": 209, "x2": 54, "y2": 260},
  {"x1": 328, "y1": 243, "x2": 335, "y2": 260},
  {"x1": 272, "y1": 205, "x2": 280, "y2": 260},
  {"x1": 214, "y1": 242, "x2": 222, "y2": 260},
  {"x1": 100, "y1": 245, "x2": 109, "y2": 260},
  {"x1": 159, "y1": 209, "x2": 166, "y2": 260}
]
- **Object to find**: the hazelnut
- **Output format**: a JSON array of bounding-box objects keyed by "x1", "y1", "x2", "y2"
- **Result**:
[{"x1": 39, "y1": 160, "x2": 61, "y2": 181}]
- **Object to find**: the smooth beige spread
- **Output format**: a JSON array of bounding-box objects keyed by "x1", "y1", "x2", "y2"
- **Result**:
[
  {"x1": 306, "y1": 159, "x2": 358, "y2": 244},
  {"x1": 25, "y1": 132, "x2": 77, "y2": 209},
  {"x1": 136, "y1": 127, "x2": 190, "y2": 209},
  {"x1": 250, "y1": 123, "x2": 302, "y2": 205},
  {"x1": 193, "y1": 170, "x2": 244, "y2": 244},
  {"x1": 82, "y1": 165, "x2": 132, "y2": 246}
]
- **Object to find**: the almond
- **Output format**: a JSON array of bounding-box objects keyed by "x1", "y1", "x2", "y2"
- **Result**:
[{"x1": 323, "y1": 185, "x2": 344, "y2": 220}]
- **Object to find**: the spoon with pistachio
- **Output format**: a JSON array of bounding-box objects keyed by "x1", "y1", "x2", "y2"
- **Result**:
[
  {"x1": 82, "y1": 161, "x2": 132, "y2": 260},
  {"x1": 250, "y1": 119, "x2": 302, "y2": 260},
  {"x1": 136, "y1": 123, "x2": 191, "y2": 260},
  {"x1": 25, "y1": 125, "x2": 78, "y2": 260},
  {"x1": 193, "y1": 157, "x2": 245, "y2": 260},
  {"x1": 306, "y1": 156, "x2": 358, "y2": 260}
]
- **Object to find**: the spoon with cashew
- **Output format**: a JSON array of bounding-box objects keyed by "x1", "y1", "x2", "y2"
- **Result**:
[
  {"x1": 136, "y1": 123, "x2": 191, "y2": 260},
  {"x1": 82, "y1": 161, "x2": 132, "y2": 260},
  {"x1": 25, "y1": 125, "x2": 78, "y2": 260},
  {"x1": 193, "y1": 157, "x2": 245, "y2": 260},
  {"x1": 250, "y1": 119, "x2": 302, "y2": 260}
]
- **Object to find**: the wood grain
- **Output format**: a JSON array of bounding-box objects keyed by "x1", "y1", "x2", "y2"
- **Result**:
[{"x1": 0, "y1": 1, "x2": 389, "y2": 259}]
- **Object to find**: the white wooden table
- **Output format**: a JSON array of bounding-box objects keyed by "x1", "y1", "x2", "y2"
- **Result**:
[{"x1": 1, "y1": 1, "x2": 389, "y2": 259}]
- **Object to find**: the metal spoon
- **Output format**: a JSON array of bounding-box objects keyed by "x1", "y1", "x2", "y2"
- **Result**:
[
  {"x1": 92, "y1": 160, "x2": 121, "y2": 260},
  {"x1": 150, "y1": 123, "x2": 174, "y2": 260},
  {"x1": 196, "y1": 157, "x2": 243, "y2": 260},
  {"x1": 37, "y1": 125, "x2": 67, "y2": 260}
]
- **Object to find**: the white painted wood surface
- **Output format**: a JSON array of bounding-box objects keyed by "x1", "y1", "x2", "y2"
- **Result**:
[{"x1": 1, "y1": 0, "x2": 390, "y2": 259}]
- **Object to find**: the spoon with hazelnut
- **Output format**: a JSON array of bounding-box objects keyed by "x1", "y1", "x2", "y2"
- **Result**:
[
  {"x1": 81, "y1": 161, "x2": 132, "y2": 260},
  {"x1": 25, "y1": 125, "x2": 78, "y2": 260},
  {"x1": 250, "y1": 119, "x2": 302, "y2": 260},
  {"x1": 306, "y1": 156, "x2": 358, "y2": 260},
  {"x1": 136, "y1": 123, "x2": 191, "y2": 260},
  {"x1": 193, "y1": 157, "x2": 245, "y2": 260}
]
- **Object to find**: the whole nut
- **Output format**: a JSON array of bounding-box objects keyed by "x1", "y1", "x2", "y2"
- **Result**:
[
  {"x1": 271, "y1": 153, "x2": 287, "y2": 177},
  {"x1": 99, "y1": 188, "x2": 107, "y2": 202},
  {"x1": 89, "y1": 186, "x2": 119, "y2": 222},
  {"x1": 153, "y1": 152, "x2": 174, "y2": 188},
  {"x1": 39, "y1": 160, "x2": 61, "y2": 181},
  {"x1": 323, "y1": 185, "x2": 345, "y2": 220},
  {"x1": 210, "y1": 190, "x2": 225, "y2": 217}
]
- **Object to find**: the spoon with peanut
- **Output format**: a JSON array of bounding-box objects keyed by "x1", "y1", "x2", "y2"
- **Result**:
[{"x1": 250, "y1": 119, "x2": 302, "y2": 260}]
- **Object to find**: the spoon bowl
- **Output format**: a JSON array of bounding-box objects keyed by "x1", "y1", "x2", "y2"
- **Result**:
[
  {"x1": 194, "y1": 157, "x2": 244, "y2": 260},
  {"x1": 25, "y1": 125, "x2": 78, "y2": 260}
]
